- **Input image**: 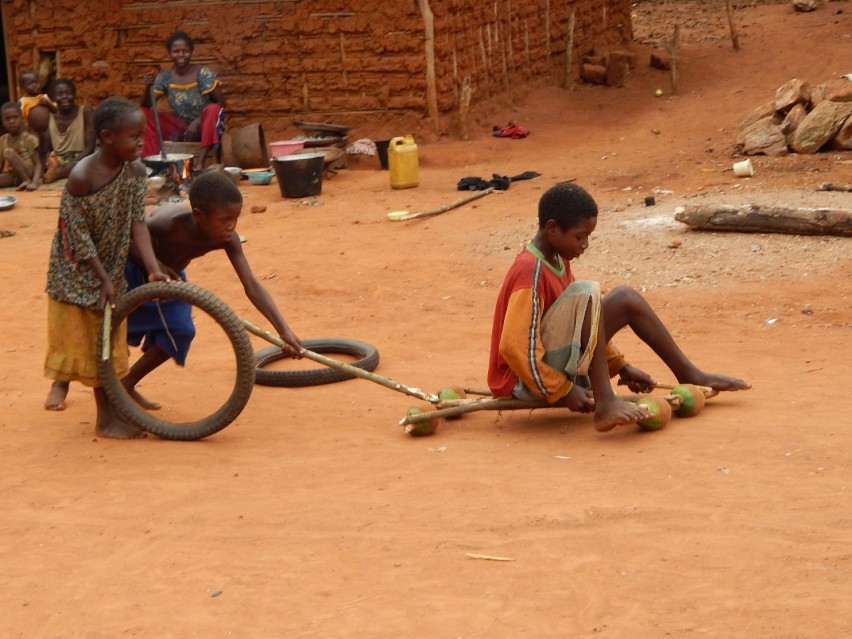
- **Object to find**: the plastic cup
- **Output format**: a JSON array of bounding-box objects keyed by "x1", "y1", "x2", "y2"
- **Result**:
[{"x1": 733, "y1": 159, "x2": 754, "y2": 177}]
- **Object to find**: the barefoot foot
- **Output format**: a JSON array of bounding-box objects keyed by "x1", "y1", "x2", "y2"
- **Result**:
[
  {"x1": 44, "y1": 152, "x2": 58, "y2": 183},
  {"x1": 594, "y1": 398, "x2": 651, "y2": 433},
  {"x1": 680, "y1": 372, "x2": 751, "y2": 393},
  {"x1": 96, "y1": 417, "x2": 147, "y2": 439},
  {"x1": 121, "y1": 382, "x2": 161, "y2": 411},
  {"x1": 45, "y1": 381, "x2": 69, "y2": 411}
]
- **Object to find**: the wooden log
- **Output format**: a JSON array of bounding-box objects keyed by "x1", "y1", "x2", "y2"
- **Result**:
[{"x1": 674, "y1": 204, "x2": 852, "y2": 237}]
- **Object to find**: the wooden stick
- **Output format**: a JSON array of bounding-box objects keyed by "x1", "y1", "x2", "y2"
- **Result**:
[
  {"x1": 724, "y1": 0, "x2": 740, "y2": 52},
  {"x1": 401, "y1": 393, "x2": 672, "y2": 425},
  {"x1": 400, "y1": 397, "x2": 552, "y2": 424},
  {"x1": 466, "y1": 553, "x2": 515, "y2": 562},
  {"x1": 617, "y1": 379, "x2": 714, "y2": 397},
  {"x1": 563, "y1": 12, "x2": 575, "y2": 89},
  {"x1": 418, "y1": 0, "x2": 441, "y2": 134},
  {"x1": 101, "y1": 304, "x2": 112, "y2": 362},
  {"x1": 463, "y1": 387, "x2": 493, "y2": 396},
  {"x1": 394, "y1": 187, "x2": 495, "y2": 221},
  {"x1": 545, "y1": 0, "x2": 551, "y2": 60},
  {"x1": 669, "y1": 23, "x2": 680, "y2": 96},
  {"x1": 240, "y1": 318, "x2": 439, "y2": 403}
]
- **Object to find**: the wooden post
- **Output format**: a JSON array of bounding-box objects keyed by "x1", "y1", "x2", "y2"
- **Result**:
[
  {"x1": 458, "y1": 75, "x2": 473, "y2": 140},
  {"x1": 500, "y1": 22, "x2": 509, "y2": 88},
  {"x1": 545, "y1": 0, "x2": 551, "y2": 59},
  {"x1": 417, "y1": 0, "x2": 441, "y2": 134},
  {"x1": 724, "y1": 0, "x2": 740, "y2": 51},
  {"x1": 562, "y1": 11, "x2": 575, "y2": 89},
  {"x1": 506, "y1": 0, "x2": 516, "y2": 79},
  {"x1": 669, "y1": 23, "x2": 680, "y2": 96}
]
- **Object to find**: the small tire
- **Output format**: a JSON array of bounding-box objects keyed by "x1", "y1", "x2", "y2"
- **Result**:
[
  {"x1": 253, "y1": 338, "x2": 380, "y2": 387},
  {"x1": 97, "y1": 281, "x2": 256, "y2": 440}
]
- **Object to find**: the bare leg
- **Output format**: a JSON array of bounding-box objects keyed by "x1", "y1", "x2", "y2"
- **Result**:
[
  {"x1": 45, "y1": 380, "x2": 69, "y2": 411},
  {"x1": 52, "y1": 162, "x2": 74, "y2": 182},
  {"x1": 121, "y1": 345, "x2": 171, "y2": 410},
  {"x1": 582, "y1": 300, "x2": 651, "y2": 432},
  {"x1": 603, "y1": 286, "x2": 751, "y2": 391},
  {"x1": 4, "y1": 149, "x2": 33, "y2": 186},
  {"x1": 43, "y1": 152, "x2": 59, "y2": 183},
  {"x1": 194, "y1": 146, "x2": 209, "y2": 171},
  {"x1": 94, "y1": 387, "x2": 146, "y2": 439}
]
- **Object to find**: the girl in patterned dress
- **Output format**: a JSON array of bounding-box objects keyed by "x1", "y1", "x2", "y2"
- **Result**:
[{"x1": 44, "y1": 97, "x2": 169, "y2": 438}]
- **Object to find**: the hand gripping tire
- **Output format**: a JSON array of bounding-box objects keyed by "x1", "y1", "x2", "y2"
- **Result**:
[
  {"x1": 97, "y1": 281, "x2": 256, "y2": 440},
  {"x1": 253, "y1": 338, "x2": 380, "y2": 387}
]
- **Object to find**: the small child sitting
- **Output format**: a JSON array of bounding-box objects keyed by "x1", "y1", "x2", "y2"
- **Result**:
[
  {"x1": 17, "y1": 70, "x2": 57, "y2": 134},
  {"x1": 0, "y1": 102, "x2": 42, "y2": 190}
]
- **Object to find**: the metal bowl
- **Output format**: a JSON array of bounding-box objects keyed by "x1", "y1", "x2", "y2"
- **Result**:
[
  {"x1": 0, "y1": 195, "x2": 17, "y2": 211},
  {"x1": 142, "y1": 153, "x2": 195, "y2": 176}
]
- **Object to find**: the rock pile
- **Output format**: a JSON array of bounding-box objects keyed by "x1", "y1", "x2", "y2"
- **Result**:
[{"x1": 736, "y1": 77, "x2": 852, "y2": 156}]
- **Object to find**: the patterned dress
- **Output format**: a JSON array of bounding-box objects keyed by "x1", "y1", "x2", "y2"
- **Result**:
[
  {"x1": 44, "y1": 163, "x2": 146, "y2": 385},
  {"x1": 46, "y1": 162, "x2": 146, "y2": 308}
]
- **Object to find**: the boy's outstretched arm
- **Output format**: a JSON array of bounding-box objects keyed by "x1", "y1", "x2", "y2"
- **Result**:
[
  {"x1": 130, "y1": 221, "x2": 169, "y2": 282},
  {"x1": 226, "y1": 242, "x2": 303, "y2": 357}
]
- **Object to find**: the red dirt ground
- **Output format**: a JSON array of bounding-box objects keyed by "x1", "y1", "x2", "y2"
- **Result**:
[{"x1": 2, "y1": 2, "x2": 851, "y2": 636}]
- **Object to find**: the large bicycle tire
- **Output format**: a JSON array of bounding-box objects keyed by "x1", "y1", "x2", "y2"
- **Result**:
[
  {"x1": 97, "y1": 281, "x2": 256, "y2": 440},
  {"x1": 253, "y1": 338, "x2": 380, "y2": 387}
]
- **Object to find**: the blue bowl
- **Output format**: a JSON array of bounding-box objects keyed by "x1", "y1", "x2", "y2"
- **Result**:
[{"x1": 247, "y1": 171, "x2": 274, "y2": 185}]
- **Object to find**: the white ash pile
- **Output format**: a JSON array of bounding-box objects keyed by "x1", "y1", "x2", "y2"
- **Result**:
[{"x1": 736, "y1": 76, "x2": 852, "y2": 156}]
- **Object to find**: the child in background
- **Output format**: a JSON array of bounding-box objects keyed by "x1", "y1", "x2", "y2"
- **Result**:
[
  {"x1": 17, "y1": 70, "x2": 57, "y2": 133},
  {"x1": 0, "y1": 102, "x2": 42, "y2": 190},
  {"x1": 45, "y1": 170, "x2": 304, "y2": 412},
  {"x1": 488, "y1": 181, "x2": 750, "y2": 433},
  {"x1": 44, "y1": 97, "x2": 168, "y2": 438}
]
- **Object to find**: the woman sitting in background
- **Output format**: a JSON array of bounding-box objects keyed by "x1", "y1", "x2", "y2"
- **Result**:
[
  {"x1": 42, "y1": 78, "x2": 96, "y2": 183},
  {"x1": 141, "y1": 30, "x2": 225, "y2": 170}
]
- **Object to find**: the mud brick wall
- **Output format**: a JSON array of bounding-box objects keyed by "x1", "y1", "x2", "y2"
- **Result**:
[{"x1": 1, "y1": 0, "x2": 632, "y2": 140}]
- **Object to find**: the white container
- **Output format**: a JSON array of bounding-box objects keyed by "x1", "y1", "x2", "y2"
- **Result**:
[
  {"x1": 224, "y1": 166, "x2": 243, "y2": 185},
  {"x1": 732, "y1": 159, "x2": 754, "y2": 177}
]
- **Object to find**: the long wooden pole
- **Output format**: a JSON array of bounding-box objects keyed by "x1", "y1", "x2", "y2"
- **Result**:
[
  {"x1": 562, "y1": 12, "x2": 575, "y2": 89},
  {"x1": 241, "y1": 318, "x2": 440, "y2": 403},
  {"x1": 669, "y1": 23, "x2": 680, "y2": 96},
  {"x1": 393, "y1": 187, "x2": 495, "y2": 222},
  {"x1": 418, "y1": 0, "x2": 441, "y2": 134},
  {"x1": 724, "y1": 0, "x2": 740, "y2": 51}
]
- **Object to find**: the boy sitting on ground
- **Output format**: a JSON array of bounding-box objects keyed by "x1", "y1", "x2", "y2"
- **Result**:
[
  {"x1": 0, "y1": 102, "x2": 43, "y2": 190},
  {"x1": 45, "y1": 170, "x2": 303, "y2": 411},
  {"x1": 488, "y1": 181, "x2": 750, "y2": 433}
]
